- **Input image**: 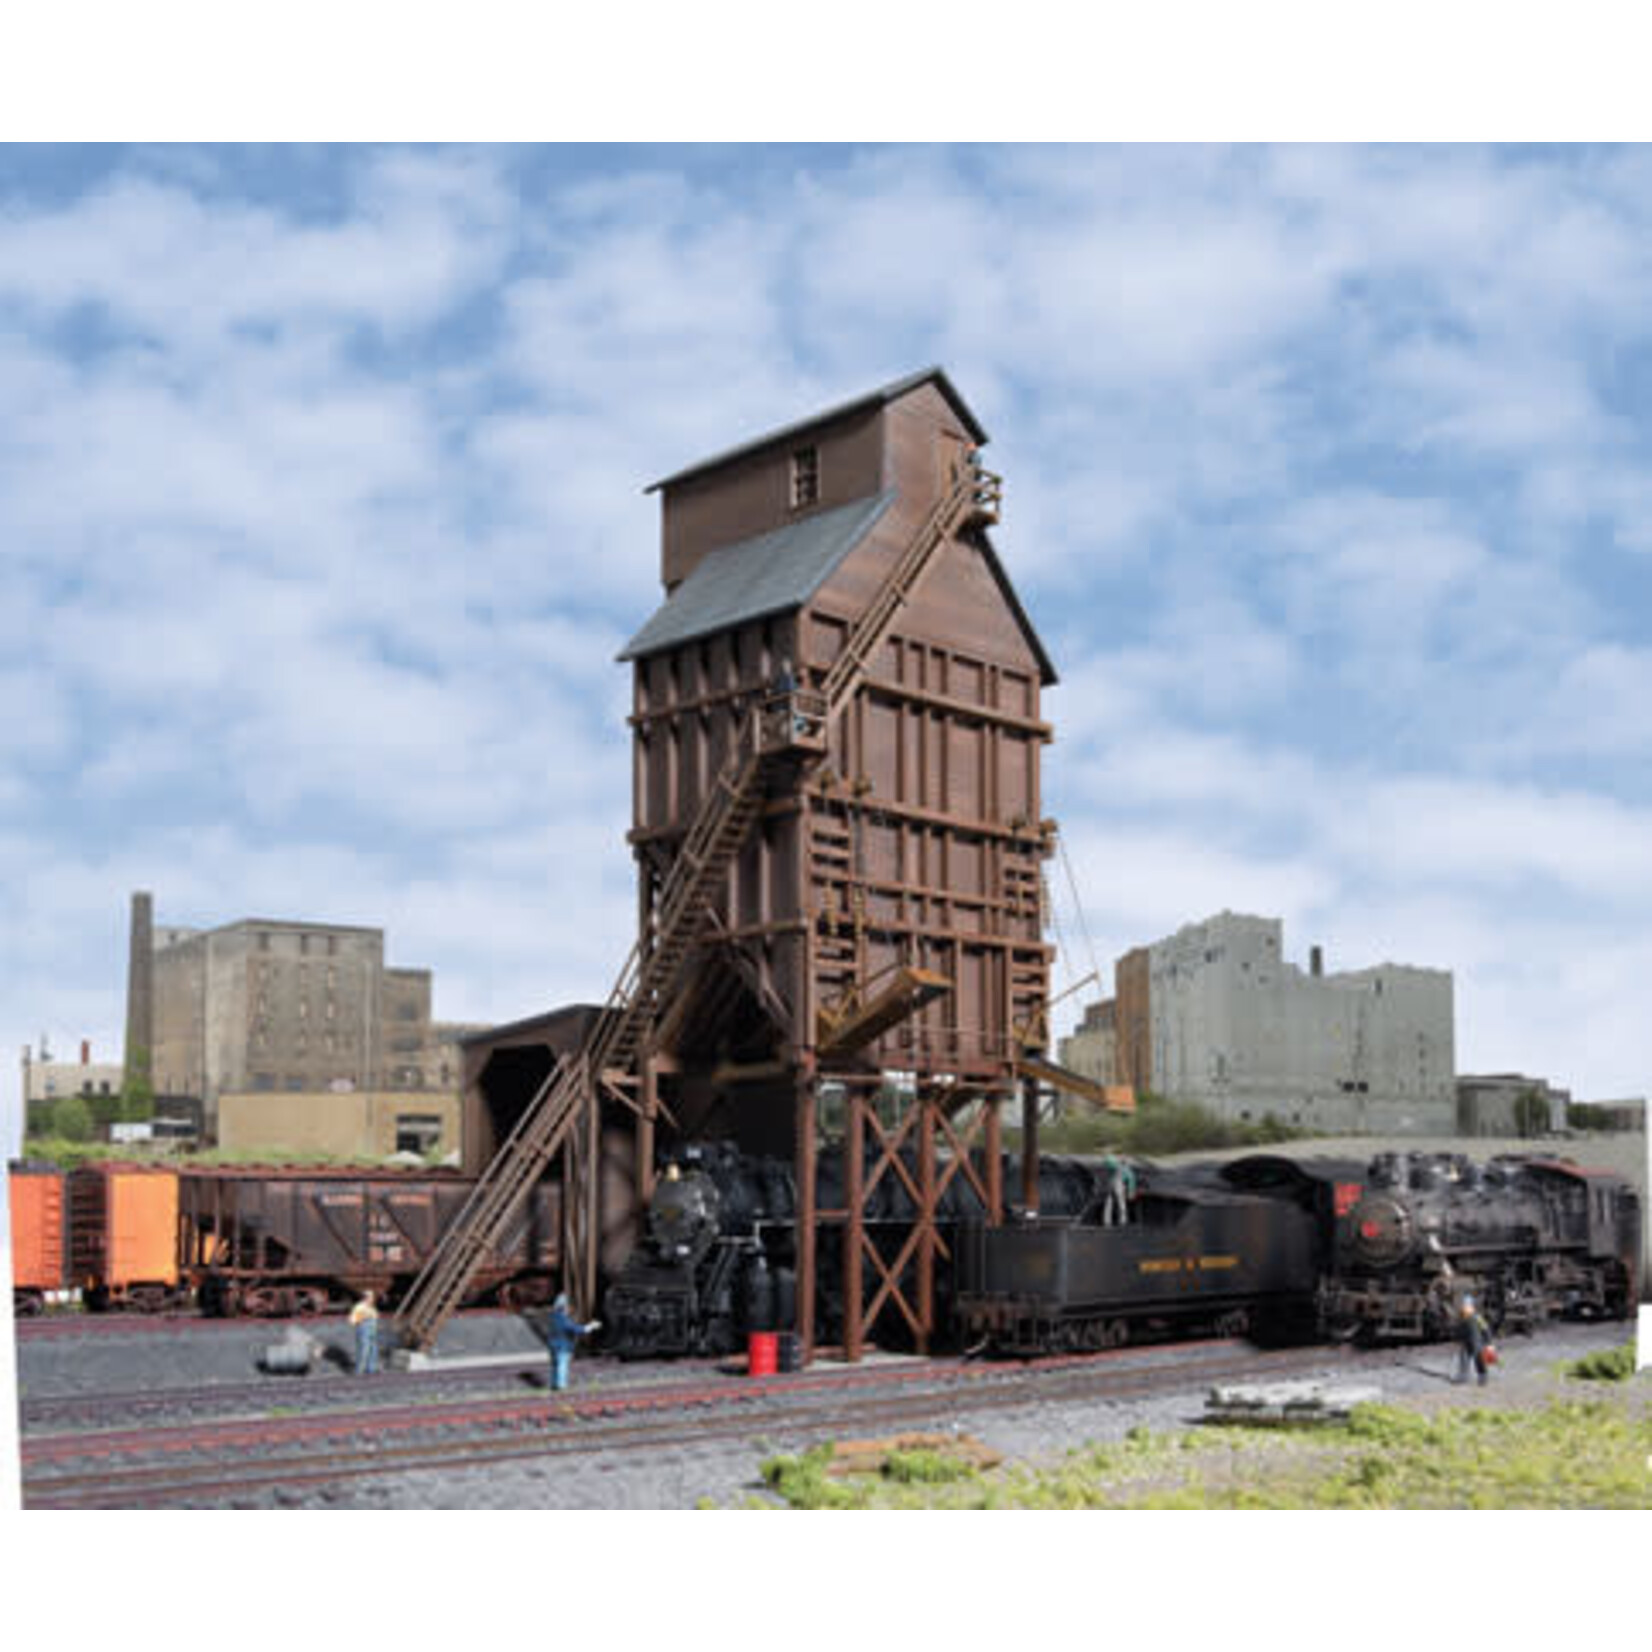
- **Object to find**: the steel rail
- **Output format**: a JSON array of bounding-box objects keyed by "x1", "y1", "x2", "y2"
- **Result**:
[{"x1": 21, "y1": 1339, "x2": 1391, "y2": 1508}]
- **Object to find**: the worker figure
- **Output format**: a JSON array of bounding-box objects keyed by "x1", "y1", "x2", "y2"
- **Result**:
[
  {"x1": 546, "y1": 1291, "x2": 601, "y2": 1393},
  {"x1": 1100, "y1": 1151, "x2": 1136, "y2": 1227},
  {"x1": 1453, "y1": 1295, "x2": 1493, "y2": 1386},
  {"x1": 349, "y1": 1289, "x2": 381, "y2": 1375},
  {"x1": 773, "y1": 655, "x2": 796, "y2": 698}
]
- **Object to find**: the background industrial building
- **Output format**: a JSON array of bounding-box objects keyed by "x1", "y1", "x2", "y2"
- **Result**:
[
  {"x1": 1061, "y1": 911, "x2": 1457, "y2": 1133},
  {"x1": 19, "y1": 1039, "x2": 123, "y2": 1109},
  {"x1": 116, "y1": 890, "x2": 483, "y2": 1156}
]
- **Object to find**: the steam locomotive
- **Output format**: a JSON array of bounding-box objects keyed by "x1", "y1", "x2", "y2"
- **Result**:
[
  {"x1": 605, "y1": 1144, "x2": 1641, "y2": 1358},
  {"x1": 601, "y1": 1138, "x2": 1108, "y2": 1358},
  {"x1": 1311, "y1": 1151, "x2": 1640, "y2": 1342}
]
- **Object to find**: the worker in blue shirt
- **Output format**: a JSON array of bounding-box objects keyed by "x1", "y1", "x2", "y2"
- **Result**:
[{"x1": 546, "y1": 1292, "x2": 601, "y2": 1392}]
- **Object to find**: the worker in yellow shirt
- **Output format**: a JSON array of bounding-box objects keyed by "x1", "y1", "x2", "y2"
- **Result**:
[{"x1": 349, "y1": 1290, "x2": 381, "y2": 1375}]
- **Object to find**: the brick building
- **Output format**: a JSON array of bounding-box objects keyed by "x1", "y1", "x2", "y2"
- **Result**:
[{"x1": 128, "y1": 893, "x2": 484, "y2": 1142}]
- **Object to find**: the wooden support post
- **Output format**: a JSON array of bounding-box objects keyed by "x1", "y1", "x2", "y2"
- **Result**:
[
  {"x1": 844, "y1": 1086, "x2": 865, "y2": 1363},
  {"x1": 795, "y1": 1062, "x2": 817, "y2": 1364},
  {"x1": 917, "y1": 1089, "x2": 937, "y2": 1354},
  {"x1": 583, "y1": 1086, "x2": 601, "y2": 1315},
  {"x1": 1021, "y1": 1072, "x2": 1040, "y2": 1214},
  {"x1": 985, "y1": 1094, "x2": 1003, "y2": 1223},
  {"x1": 638, "y1": 1054, "x2": 658, "y2": 1209}
]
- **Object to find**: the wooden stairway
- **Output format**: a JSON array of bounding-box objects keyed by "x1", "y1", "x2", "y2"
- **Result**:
[
  {"x1": 395, "y1": 450, "x2": 1000, "y2": 1351},
  {"x1": 396, "y1": 699, "x2": 813, "y2": 1347}
]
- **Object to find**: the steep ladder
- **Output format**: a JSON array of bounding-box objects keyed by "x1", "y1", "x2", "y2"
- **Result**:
[
  {"x1": 396, "y1": 699, "x2": 808, "y2": 1348},
  {"x1": 822, "y1": 449, "x2": 1000, "y2": 713}
]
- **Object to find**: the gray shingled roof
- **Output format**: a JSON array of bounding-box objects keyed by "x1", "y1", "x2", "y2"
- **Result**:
[
  {"x1": 618, "y1": 490, "x2": 896, "y2": 663},
  {"x1": 645, "y1": 368, "x2": 988, "y2": 494}
]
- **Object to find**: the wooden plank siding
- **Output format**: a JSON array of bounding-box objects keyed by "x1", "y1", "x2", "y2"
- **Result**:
[{"x1": 631, "y1": 375, "x2": 1054, "y2": 1096}]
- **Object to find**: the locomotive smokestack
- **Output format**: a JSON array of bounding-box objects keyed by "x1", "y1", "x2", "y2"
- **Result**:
[{"x1": 1310, "y1": 945, "x2": 1323, "y2": 978}]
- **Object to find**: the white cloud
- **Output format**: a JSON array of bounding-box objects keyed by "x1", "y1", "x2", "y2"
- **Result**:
[{"x1": 5, "y1": 142, "x2": 1652, "y2": 1130}]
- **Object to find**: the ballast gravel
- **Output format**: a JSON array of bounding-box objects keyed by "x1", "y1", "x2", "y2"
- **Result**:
[{"x1": 14, "y1": 1310, "x2": 1633, "y2": 1509}]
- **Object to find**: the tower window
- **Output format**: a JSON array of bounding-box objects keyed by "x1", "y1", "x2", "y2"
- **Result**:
[{"x1": 791, "y1": 445, "x2": 820, "y2": 508}]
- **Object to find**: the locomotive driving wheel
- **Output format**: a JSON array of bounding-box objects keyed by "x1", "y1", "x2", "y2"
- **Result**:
[{"x1": 1084, "y1": 1318, "x2": 1128, "y2": 1351}]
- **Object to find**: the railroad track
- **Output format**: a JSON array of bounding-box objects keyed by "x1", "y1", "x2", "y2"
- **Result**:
[{"x1": 21, "y1": 1338, "x2": 1394, "y2": 1509}]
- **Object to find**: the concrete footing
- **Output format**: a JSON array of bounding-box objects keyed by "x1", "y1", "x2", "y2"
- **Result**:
[
  {"x1": 389, "y1": 1348, "x2": 542, "y2": 1374},
  {"x1": 1205, "y1": 1379, "x2": 1382, "y2": 1425}
]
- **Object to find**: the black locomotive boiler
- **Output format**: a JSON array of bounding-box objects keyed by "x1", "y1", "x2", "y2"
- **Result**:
[
  {"x1": 1310, "y1": 1152, "x2": 1640, "y2": 1342},
  {"x1": 604, "y1": 1148, "x2": 798, "y2": 1358},
  {"x1": 959, "y1": 1151, "x2": 1640, "y2": 1355},
  {"x1": 602, "y1": 1140, "x2": 1109, "y2": 1359}
]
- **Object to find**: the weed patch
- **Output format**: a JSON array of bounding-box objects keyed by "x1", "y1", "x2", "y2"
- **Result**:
[{"x1": 751, "y1": 1391, "x2": 1652, "y2": 1510}]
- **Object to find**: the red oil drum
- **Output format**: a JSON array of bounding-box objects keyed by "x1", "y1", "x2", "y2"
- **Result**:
[{"x1": 748, "y1": 1330, "x2": 779, "y2": 1376}]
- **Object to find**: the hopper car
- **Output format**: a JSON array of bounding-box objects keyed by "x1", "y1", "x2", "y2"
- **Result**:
[{"x1": 6, "y1": 1161, "x2": 560, "y2": 1317}]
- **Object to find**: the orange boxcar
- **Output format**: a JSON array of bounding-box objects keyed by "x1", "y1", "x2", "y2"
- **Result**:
[
  {"x1": 69, "y1": 1164, "x2": 181, "y2": 1310},
  {"x1": 9, "y1": 1164, "x2": 69, "y2": 1313}
]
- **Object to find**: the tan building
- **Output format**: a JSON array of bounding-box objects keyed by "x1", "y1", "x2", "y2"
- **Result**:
[
  {"x1": 1058, "y1": 998, "x2": 1116, "y2": 1086},
  {"x1": 216, "y1": 1088, "x2": 462, "y2": 1161},
  {"x1": 131, "y1": 895, "x2": 485, "y2": 1141},
  {"x1": 21, "y1": 1041, "x2": 124, "y2": 1107},
  {"x1": 1456, "y1": 1073, "x2": 1570, "y2": 1136}
]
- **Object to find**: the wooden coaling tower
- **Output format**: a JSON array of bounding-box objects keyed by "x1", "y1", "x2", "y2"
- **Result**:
[{"x1": 399, "y1": 369, "x2": 1063, "y2": 1358}]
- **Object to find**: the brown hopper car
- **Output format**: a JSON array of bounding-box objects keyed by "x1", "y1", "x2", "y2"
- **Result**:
[
  {"x1": 7, "y1": 1162, "x2": 560, "y2": 1318},
  {"x1": 176, "y1": 1168, "x2": 560, "y2": 1316}
]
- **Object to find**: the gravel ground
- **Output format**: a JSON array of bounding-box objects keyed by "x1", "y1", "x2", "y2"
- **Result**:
[
  {"x1": 19, "y1": 1314, "x2": 1629, "y2": 1509},
  {"x1": 241, "y1": 1319, "x2": 1637, "y2": 1509},
  {"x1": 13, "y1": 1130, "x2": 1645, "y2": 1509},
  {"x1": 12, "y1": 1307, "x2": 554, "y2": 1400}
]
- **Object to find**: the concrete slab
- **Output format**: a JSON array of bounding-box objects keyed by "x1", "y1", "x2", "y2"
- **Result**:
[
  {"x1": 390, "y1": 1349, "x2": 543, "y2": 1374},
  {"x1": 1204, "y1": 1379, "x2": 1382, "y2": 1425}
]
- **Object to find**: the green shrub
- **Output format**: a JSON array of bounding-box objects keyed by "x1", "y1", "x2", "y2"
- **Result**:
[
  {"x1": 51, "y1": 1096, "x2": 93, "y2": 1142},
  {"x1": 759, "y1": 1446, "x2": 861, "y2": 1509},
  {"x1": 1566, "y1": 1343, "x2": 1639, "y2": 1382},
  {"x1": 1014, "y1": 1094, "x2": 1306, "y2": 1158},
  {"x1": 882, "y1": 1448, "x2": 977, "y2": 1485}
]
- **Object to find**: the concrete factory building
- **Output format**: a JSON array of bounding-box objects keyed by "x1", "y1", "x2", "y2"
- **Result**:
[
  {"x1": 1062, "y1": 911, "x2": 1456, "y2": 1134},
  {"x1": 126, "y1": 891, "x2": 484, "y2": 1145}
]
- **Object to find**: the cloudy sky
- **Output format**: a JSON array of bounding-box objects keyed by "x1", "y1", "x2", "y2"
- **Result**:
[{"x1": 3, "y1": 141, "x2": 1650, "y2": 1148}]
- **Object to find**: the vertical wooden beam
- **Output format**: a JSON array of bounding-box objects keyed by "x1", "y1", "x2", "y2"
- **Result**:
[
  {"x1": 795, "y1": 1059, "x2": 817, "y2": 1364},
  {"x1": 917, "y1": 1088, "x2": 937, "y2": 1354},
  {"x1": 581, "y1": 1079, "x2": 601, "y2": 1316},
  {"x1": 985, "y1": 1094, "x2": 1003, "y2": 1223},
  {"x1": 638, "y1": 1053, "x2": 658, "y2": 1210},
  {"x1": 1021, "y1": 1071, "x2": 1040, "y2": 1214},
  {"x1": 844, "y1": 1086, "x2": 865, "y2": 1363}
]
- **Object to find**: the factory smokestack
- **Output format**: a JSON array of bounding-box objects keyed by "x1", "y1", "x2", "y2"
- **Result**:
[
  {"x1": 124, "y1": 890, "x2": 154, "y2": 1096},
  {"x1": 1310, "y1": 944, "x2": 1324, "y2": 978}
]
